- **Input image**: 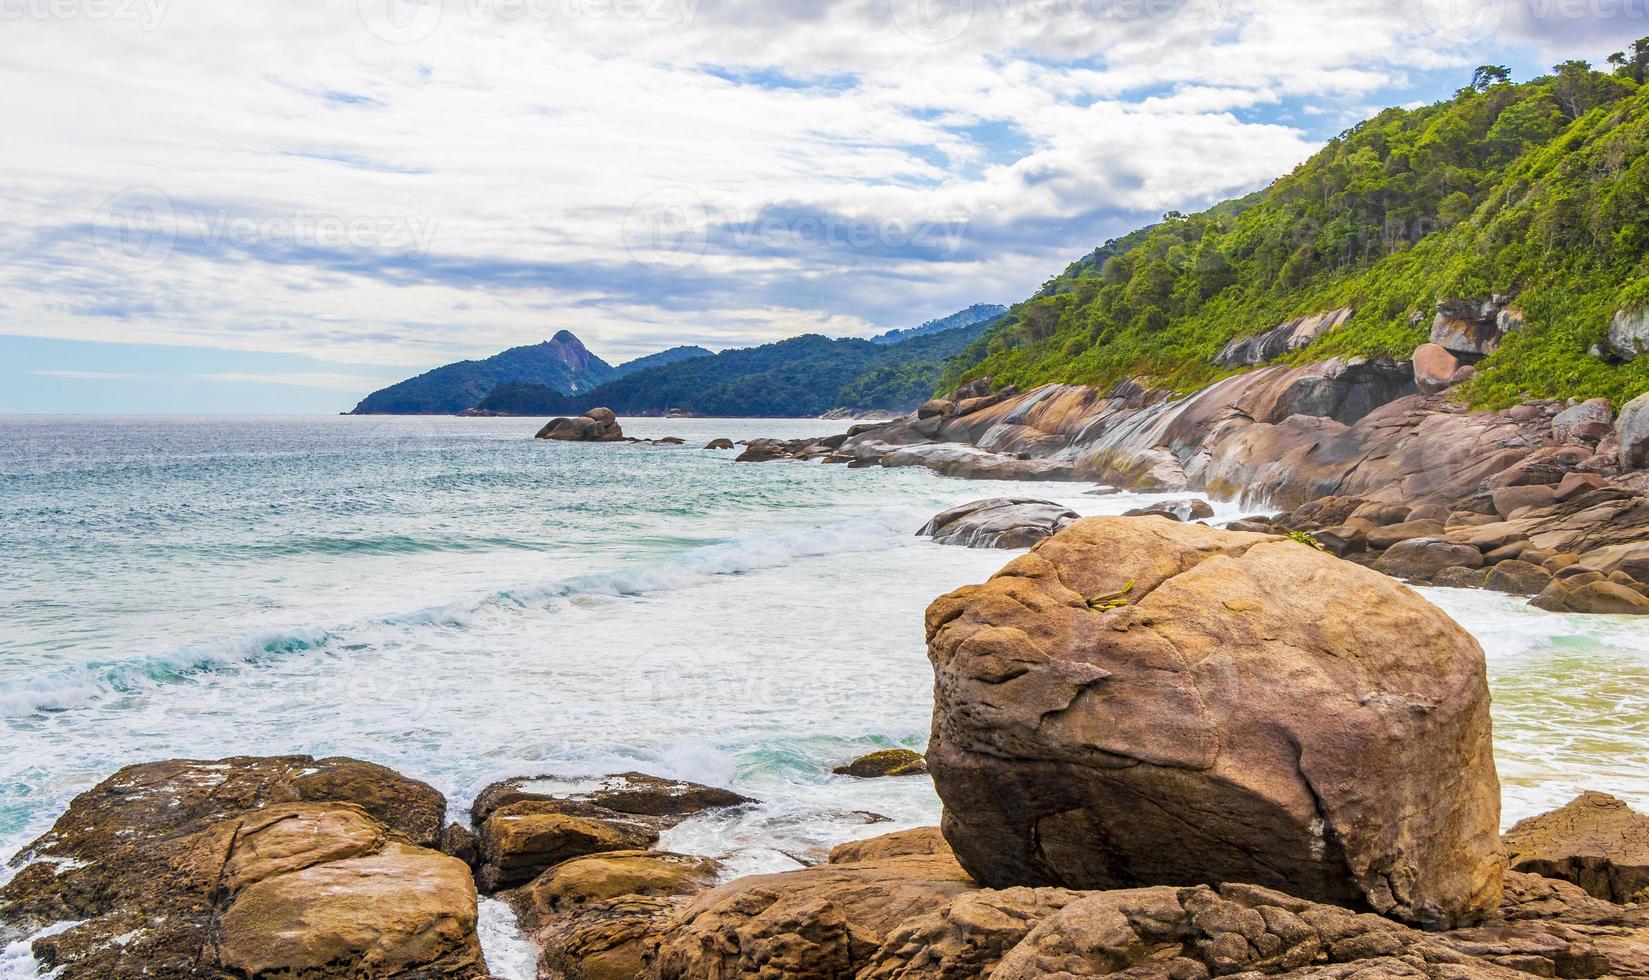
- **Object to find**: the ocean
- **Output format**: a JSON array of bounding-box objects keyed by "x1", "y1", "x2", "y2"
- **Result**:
[{"x1": 2, "y1": 414, "x2": 1647, "y2": 976}]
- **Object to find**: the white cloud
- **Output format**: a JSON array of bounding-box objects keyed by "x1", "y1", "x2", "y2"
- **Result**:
[{"x1": 0, "y1": 0, "x2": 1630, "y2": 370}]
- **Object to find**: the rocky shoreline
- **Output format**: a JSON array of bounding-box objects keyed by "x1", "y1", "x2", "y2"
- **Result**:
[
  {"x1": 729, "y1": 348, "x2": 1649, "y2": 615},
  {"x1": 4, "y1": 518, "x2": 1648, "y2": 978}
]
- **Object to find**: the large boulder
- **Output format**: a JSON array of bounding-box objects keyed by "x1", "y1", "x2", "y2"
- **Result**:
[
  {"x1": 924, "y1": 517, "x2": 1504, "y2": 929},
  {"x1": 917, "y1": 498, "x2": 1079, "y2": 549},
  {"x1": 0, "y1": 757, "x2": 483, "y2": 979},
  {"x1": 1413, "y1": 343, "x2": 1462, "y2": 395},
  {"x1": 1621, "y1": 391, "x2": 1649, "y2": 471},
  {"x1": 1609, "y1": 309, "x2": 1649, "y2": 362},
  {"x1": 1375, "y1": 537, "x2": 1485, "y2": 582},
  {"x1": 1214, "y1": 308, "x2": 1355, "y2": 368},
  {"x1": 537, "y1": 408, "x2": 624, "y2": 442},
  {"x1": 1503, "y1": 793, "x2": 1649, "y2": 904},
  {"x1": 1553, "y1": 399, "x2": 1615, "y2": 444},
  {"x1": 1530, "y1": 578, "x2": 1649, "y2": 615}
]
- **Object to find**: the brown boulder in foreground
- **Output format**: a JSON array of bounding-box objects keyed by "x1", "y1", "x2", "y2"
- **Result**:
[
  {"x1": 925, "y1": 517, "x2": 1505, "y2": 929},
  {"x1": 1503, "y1": 792, "x2": 1649, "y2": 905},
  {"x1": 0, "y1": 756, "x2": 483, "y2": 979}
]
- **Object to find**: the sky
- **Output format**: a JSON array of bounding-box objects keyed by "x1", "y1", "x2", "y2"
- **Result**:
[{"x1": 1, "y1": 0, "x2": 1646, "y2": 413}]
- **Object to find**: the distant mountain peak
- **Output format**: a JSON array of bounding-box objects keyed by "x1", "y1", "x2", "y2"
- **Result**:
[{"x1": 871, "y1": 304, "x2": 1006, "y2": 345}]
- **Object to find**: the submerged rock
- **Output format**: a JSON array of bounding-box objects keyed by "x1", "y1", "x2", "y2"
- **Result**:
[
  {"x1": 925, "y1": 517, "x2": 1505, "y2": 928},
  {"x1": 918, "y1": 498, "x2": 1079, "y2": 549},
  {"x1": 0, "y1": 756, "x2": 483, "y2": 979},
  {"x1": 1504, "y1": 793, "x2": 1649, "y2": 905},
  {"x1": 834, "y1": 748, "x2": 930, "y2": 778}
]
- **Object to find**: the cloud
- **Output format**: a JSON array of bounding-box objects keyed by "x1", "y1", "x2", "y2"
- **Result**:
[{"x1": 0, "y1": 0, "x2": 1633, "y2": 379}]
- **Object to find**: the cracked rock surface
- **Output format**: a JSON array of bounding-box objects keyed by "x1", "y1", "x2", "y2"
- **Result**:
[{"x1": 924, "y1": 517, "x2": 1505, "y2": 929}]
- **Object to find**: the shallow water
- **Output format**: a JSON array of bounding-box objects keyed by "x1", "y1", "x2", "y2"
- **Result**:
[{"x1": 1, "y1": 415, "x2": 1646, "y2": 975}]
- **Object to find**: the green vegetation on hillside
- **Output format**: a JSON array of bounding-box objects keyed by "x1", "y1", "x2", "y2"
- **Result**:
[
  {"x1": 479, "y1": 318, "x2": 996, "y2": 417},
  {"x1": 945, "y1": 53, "x2": 1649, "y2": 409}
]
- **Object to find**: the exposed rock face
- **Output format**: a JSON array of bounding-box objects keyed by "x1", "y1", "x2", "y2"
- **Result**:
[
  {"x1": 704, "y1": 438, "x2": 734, "y2": 449},
  {"x1": 1621, "y1": 392, "x2": 1649, "y2": 471},
  {"x1": 1503, "y1": 793, "x2": 1649, "y2": 905},
  {"x1": 1609, "y1": 309, "x2": 1649, "y2": 362},
  {"x1": 1553, "y1": 399, "x2": 1615, "y2": 445},
  {"x1": 918, "y1": 498, "x2": 1079, "y2": 548},
  {"x1": 1431, "y1": 297, "x2": 1513, "y2": 358},
  {"x1": 925, "y1": 518, "x2": 1505, "y2": 929},
  {"x1": 835, "y1": 748, "x2": 930, "y2": 778},
  {"x1": 470, "y1": 772, "x2": 752, "y2": 892},
  {"x1": 1215, "y1": 308, "x2": 1355, "y2": 367},
  {"x1": 537, "y1": 407, "x2": 624, "y2": 441},
  {"x1": 0, "y1": 756, "x2": 483, "y2": 979},
  {"x1": 653, "y1": 842, "x2": 976, "y2": 978}
]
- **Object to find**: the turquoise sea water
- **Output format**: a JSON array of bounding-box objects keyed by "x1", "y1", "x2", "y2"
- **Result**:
[{"x1": 2, "y1": 414, "x2": 1647, "y2": 972}]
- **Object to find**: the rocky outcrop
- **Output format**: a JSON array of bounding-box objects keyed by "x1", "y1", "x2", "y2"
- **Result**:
[
  {"x1": 537, "y1": 407, "x2": 624, "y2": 441},
  {"x1": 834, "y1": 748, "x2": 930, "y2": 778},
  {"x1": 1609, "y1": 309, "x2": 1649, "y2": 362},
  {"x1": 1431, "y1": 297, "x2": 1518, "y2": 358},
  {"x1": 1214, "y1": 308, "x2": 1354, "y2": 367},
  {"x1": 1621, "y1": 392, "x2": 1649, "y2": 471},
  {"x1": 704, "y1": 438, "x2": 734, "y2": 449},
  {"x1": 1503, "y1": 793, "x2": 1649, "y2": 904},
  {"x1": 470, "y1": 772, "x2": 753, "y2": 892},
  {"x1": 1553, "y1": 399, "x2": 1615, "y2": 444},
  {"x1": 0, "y1": 756, "x2": 484, "y2": 979},
  {"x1": 918, "y1": 498, "x2": 1078, "y2": 548},
  {"x1": 653, "y1": 838, "x2": 976, "y2": 978},
  {"x1": 925, "y1": 518, "x2": 1505, "y2": 929}
]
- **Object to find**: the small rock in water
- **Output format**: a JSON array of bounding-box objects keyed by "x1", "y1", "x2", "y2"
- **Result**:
[
  {"x1": 833, "y1": 749, "x2": 928, "y2": 778},
  {"x1": 704, "y1": 438, "x2": 734, "y2": 450},
  {"x1": 1122, "y1": 498, "x2": 1215, "y2": 522},
  {"x1": 918, "y1": 498, "x2": 1078, "y2": 549}
]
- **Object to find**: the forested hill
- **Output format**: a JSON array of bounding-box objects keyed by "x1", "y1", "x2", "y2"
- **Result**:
[
  {"x1": 476, "y1": 317, "x2": 996, "y2": 417},
  {"x1": 870, "y1": 303, "x2": 1006, "y2": 344},
  {"x1": 350, "y1": 334, "x2": 709, "y2": 415},
  {"x1": 943, "y1": 52, "x2": 1649, "y2": 409}
]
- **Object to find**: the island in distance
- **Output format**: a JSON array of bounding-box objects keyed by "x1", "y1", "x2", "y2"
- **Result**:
[{"x1": 348, "y1": 304, "x2": 1006, "y2": 419}]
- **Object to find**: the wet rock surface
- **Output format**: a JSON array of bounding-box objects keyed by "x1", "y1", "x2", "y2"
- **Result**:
[
  {"x1": 0, "y1": 756, "x2": 483, "y2": 979},
  {"x1": 470, "y1": 773, "x2": 753, "y2": 892},
  {"x1": 918, "y1": 498, "x2": 1079, "y2": 548},
  {"x1": 834, "y1": 748, "x2": 930, "y2": 778},
  {"x1": 925, "y1": 518, "x2": 1505, "y2": 929}
]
